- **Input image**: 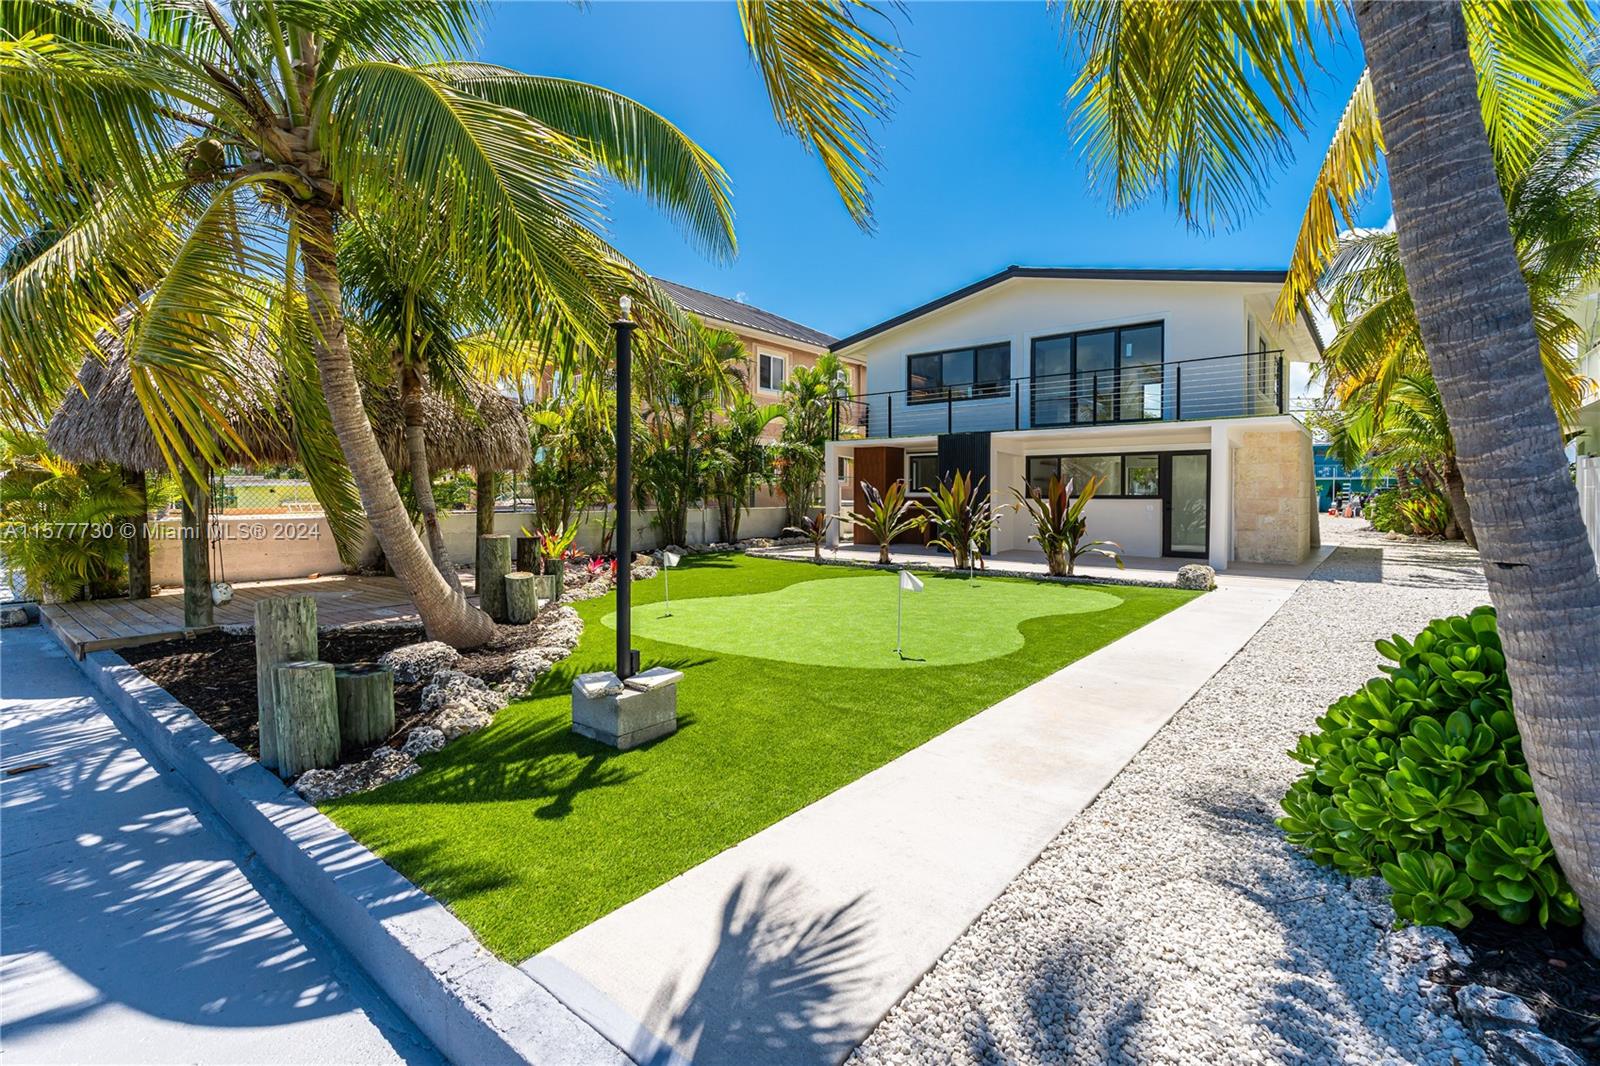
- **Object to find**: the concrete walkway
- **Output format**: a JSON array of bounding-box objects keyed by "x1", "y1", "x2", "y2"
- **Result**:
[
  {"x1": 0, "y1": 627, "x2": 440, "y2": 1065},
  {"x1": 526, "y1": 547, "x2": 1332, "y2": 1066}
]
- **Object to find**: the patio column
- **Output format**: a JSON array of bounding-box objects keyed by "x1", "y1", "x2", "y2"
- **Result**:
[
  {"x1": 824, "y1": 441, "x2": 842, "y2": 547},
  {"x1": 1208, "y1": 423, "x2": 1233, "y2": 571}
]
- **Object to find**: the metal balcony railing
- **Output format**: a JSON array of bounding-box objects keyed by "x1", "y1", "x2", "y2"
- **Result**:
[{"x1": 829, "y1": 349, "x2": 1284, "y2": 440}]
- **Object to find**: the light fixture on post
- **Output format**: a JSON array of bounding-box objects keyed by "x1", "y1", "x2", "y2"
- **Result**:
[
  {"x1": 570, "y1": 292, "x2": 681, "y2": 751},
  {"x1": 613, "y1": 294, "x2": 638, "y2": 680}
]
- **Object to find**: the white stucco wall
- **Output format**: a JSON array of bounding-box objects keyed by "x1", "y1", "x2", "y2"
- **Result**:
[
  {"x1": 849, "y1": 277, "x2": 1294, "y2": 389},
  {"x1": 148, "y1": 513, "x2": 348, "y2": 586}
]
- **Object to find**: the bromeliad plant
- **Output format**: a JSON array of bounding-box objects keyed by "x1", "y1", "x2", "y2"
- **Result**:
[
  {"x1": 839, "y1": 481, "x2": 922, "y2": 565},
  {"x1": 1010, "y1": 474, "x2": 1124, "y2": 577},
  {"x1": 783, "y1": 509, "x2": 835, "y2": 564},
  {"x1": 1278, "y1": 607, "x2": 1581, "y2": 931},
  {"x1": 922, "y1": 470, "x2": 994, "y2": 572}
]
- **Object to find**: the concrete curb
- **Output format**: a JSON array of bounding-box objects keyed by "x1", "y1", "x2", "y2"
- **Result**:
[{"x1": 71, "y1": 647, "x2": 630, "y2": 1066}]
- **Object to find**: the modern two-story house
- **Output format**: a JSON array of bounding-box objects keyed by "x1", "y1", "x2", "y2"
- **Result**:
[{"x1": 822, "y1": 266, "x2": 1325, "y2": 571}]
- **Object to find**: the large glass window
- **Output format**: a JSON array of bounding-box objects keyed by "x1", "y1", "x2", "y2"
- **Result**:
[
  {"x1": 1060, "y1": 454, "x2": 1122, "y2": 494},
  {"x1": 1120, "y1": 325, "x2": 1164, "y2": 420},
  {"x1": 1030, "y1": 322, "x2": 1165, "y2": 426},
  {"x1": 1026, "y1": 452, "x2": 1163, "y2": 498},
  {"x1": 908, "y1": 453, "x2": 940, "y2": 493},
  {"x1": 1125, "y1": 454, "x2": 1159, "y2": 496},
  {"x1": 906, "y1": 343, "x2": 1010, "y2": 403}
]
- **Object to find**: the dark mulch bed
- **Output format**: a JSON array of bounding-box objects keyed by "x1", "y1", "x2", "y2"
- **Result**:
[
  {"x1": 1441, "y1": 916, "x2": 1600, "y2": 1061},
  {"x1": 120, "y1": 621, "x2": 552, "y2": 758}
]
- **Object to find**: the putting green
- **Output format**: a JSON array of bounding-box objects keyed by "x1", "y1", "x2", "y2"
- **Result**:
[{"x1": 601, "y1": 571, "x2": 1123, "y2": 667}]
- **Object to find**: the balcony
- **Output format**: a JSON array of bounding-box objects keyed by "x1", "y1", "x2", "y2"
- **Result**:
[{"x1": 831, "y1": 350, "x2": 1285, "y2": 440}]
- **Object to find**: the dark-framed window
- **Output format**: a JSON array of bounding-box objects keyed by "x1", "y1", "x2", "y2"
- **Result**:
[
  {"x1": 1025, "y1": 452, "x2": 1163, "y2": 499},
  {"x1": 907, "y1": 343, "x2": 1010, "y2": 404},
  {"x1": 1030, "y1": 322, "x2": 1164, "y2": 427},
  {"x1": 907, "y1": 452, "x2": 940, "y2": 493}
]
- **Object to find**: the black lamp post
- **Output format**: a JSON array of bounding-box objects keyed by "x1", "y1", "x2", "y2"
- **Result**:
[{"x1": 614, "y1": 296, "x2": 639, "y2": 680}]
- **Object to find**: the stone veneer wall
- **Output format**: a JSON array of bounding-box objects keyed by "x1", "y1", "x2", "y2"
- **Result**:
[{"x1": 1232, "y1": 429, "x2": 1314, "y2": 564}]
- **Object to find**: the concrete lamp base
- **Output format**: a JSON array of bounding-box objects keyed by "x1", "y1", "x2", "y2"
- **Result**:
[{"x1": 571, "y1": 667, "x2": 682, "y2": 750}]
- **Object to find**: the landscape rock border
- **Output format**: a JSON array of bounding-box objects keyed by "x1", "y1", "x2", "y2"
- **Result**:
[{"x1": 66, "y1": 645, "x2": 631, "y2": 1066}]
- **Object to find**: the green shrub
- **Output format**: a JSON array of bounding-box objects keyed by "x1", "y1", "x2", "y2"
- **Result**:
[
  {"x1": 1278, "y1": 607, "x2": 1581, "y2": 930},
  {"x1": 1365, "y1": 488, "x2": 1402, "y2": 532},
  {"x1": 1365, "y1": 485, "x2": 1451, "y2": 537}
]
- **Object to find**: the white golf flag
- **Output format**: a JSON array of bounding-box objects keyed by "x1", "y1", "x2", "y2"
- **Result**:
[
  {"x1": 663, "y1": 550, "x2": 681, "y2": 568},
  {"x1": 899, "y1": 569, "x2": 924, "y2": 592}
]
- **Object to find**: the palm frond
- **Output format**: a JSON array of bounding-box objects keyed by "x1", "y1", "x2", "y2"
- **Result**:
[
  {"x1": 1062, "y1": 0, "x2": 1338, "y2": 232},
  {"x1": 440, "y1": 65, "x2": 736, "y2": 259},
  {"x1": 320, "y1": 60, "x2": 624, "y2": 356},
  {"x1": 736, "y1": 0, "x2": 902, "y2": 229}
]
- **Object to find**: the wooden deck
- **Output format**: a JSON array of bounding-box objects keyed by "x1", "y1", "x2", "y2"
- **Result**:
[{"x1": 41, "y1": 573, "x2": 476, "y2": 659}]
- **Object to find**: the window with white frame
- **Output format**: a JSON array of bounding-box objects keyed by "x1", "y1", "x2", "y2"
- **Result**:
[{"x1": 758, "y1": 352, "x2": 786, "y2": 392}]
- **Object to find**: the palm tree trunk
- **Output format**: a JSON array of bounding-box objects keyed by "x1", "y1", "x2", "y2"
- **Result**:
[
  {"x1": 1441, "y1": 455, "x2": 1477, "y2": 550},
  {"x1": 299, "y1": 206, "x2": 494, "y2": 649},
  {"x1": 1419, "y1": 463, "x2": 1462, "y2": 541},
  {"x1": 476, "y1": 469, "x2": 496, "y2": 537},
  {"x1": 401, "y1": 365, "x2": 463, "y2": 594},
  {"x1": 1355, "y1": 0, "x2": 1600, "y2": 951},
  {"x1": 123, "y1": 467, "x2": 150, "y2": 599}
]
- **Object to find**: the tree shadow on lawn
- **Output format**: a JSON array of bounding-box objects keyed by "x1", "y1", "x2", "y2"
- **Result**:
[{"x1": 337, "y1": 654, "x2": 707, "y2": 817}]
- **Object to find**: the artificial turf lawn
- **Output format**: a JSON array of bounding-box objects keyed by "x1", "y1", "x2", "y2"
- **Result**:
[{"x1": 324, "y1": 554, "x2": 1200, "y2": 961}]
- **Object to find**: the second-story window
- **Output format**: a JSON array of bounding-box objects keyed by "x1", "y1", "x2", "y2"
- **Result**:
[
  {"x1": 758, "y1": 352, "x2": 786, "y2": 392},
  {"x1": 907, "y1": 343, "x2": 1010, "y2": 403}
]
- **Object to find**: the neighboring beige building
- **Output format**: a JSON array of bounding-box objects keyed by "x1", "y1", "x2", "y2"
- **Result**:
[
  {"x1": 822, "y1": 266, "x2": 1327, "y2": 571},
  {"x1": 655, "y1": 279, "x2": 863, "y2": 508}
]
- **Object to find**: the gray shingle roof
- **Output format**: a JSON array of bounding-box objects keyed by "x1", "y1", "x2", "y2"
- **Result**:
[{"x1": 655, "y1": 278, "x2": 836, "y2": 349}]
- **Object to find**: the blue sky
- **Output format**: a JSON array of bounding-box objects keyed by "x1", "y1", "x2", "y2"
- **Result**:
[{"x1": 477, "y1": 2, "x2": 1386, "y2": 341}]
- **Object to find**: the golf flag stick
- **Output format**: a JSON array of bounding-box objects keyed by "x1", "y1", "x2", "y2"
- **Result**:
[
  {"x1": 661, "y1": 550, "x2": 681, "y2": 616},
  {"x1": 897, "y1": 567, "x2": 924, "y2": 658}
]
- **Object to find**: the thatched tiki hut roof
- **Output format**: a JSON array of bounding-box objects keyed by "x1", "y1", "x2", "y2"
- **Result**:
[
  {"x1": 365, "y1": 381, "x2": 529, "y2": 473},
  {"x1": 45, "y1": 350, "x2": 300, "y2": 470},
  {"x1": 46, "y1": 344, "x2": 530, "y2": 476}
]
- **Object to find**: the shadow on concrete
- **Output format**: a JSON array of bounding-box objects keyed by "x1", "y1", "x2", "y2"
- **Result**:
[
  {"x1": 642, "y1": 868, "x2": 873, "y2": 1066},
  {"x1": 1, "y1": 724, "x2": 383, "y2": 1040}
]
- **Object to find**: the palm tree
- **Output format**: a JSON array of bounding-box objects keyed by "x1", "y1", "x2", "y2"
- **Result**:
[
  {"x1": 636, "y1": 316, "x2": 747, "y2": 547},
  {"x1": 1316, "y1": 72, "x2": 1600, "y2": 548},
  {"x1": 1322, "y1": 374, "x2": 1476, "y2": 544},
  {"x1": 0, "y1": 0, "x2": 901, "y2": 647},
  {"x1": 1059, "y1": 0, "x2": 1600, "y2": 946},
  {"x1": 339, "y1": 215, "x2": 498, "y2": 593},
  {"x1": 704, "y1": 394, "x2": 782, "y2": 543},
  {"x1": 774, "y1": 356, "x2": 850, "y2": 527}
]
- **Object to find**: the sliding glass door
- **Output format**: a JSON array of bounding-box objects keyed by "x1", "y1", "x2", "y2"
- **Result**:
[{"x1": 1162, "y1": 451, "x2": 1209, "y2": 557}]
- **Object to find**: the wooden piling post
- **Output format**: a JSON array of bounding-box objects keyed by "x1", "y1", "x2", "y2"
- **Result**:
[
  {"x1": 255, "y1": 595, "x2": 317, "y2": 773},
  {"x1": 273, "y1": 661, "x2": 339, "y2": 778},
  {"x1": 476, "y1": 533, "x2": 512, "y2": 623},
  {"x1": 504, "y1": 571, "x2": 540, "y2": 625},
  {"x1": 334, "y1": 663, "x2": 395, "y2": 756}
]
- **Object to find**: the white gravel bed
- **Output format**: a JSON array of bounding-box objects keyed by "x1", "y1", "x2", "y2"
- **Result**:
[{"x1": 852, "y1": 518, "x2": 1492, "y2": 1066}]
